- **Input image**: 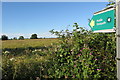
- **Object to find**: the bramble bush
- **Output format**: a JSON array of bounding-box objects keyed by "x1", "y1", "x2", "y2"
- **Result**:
[{"x1": 48, "y1": 23, "x2": 116, "y2": 79}]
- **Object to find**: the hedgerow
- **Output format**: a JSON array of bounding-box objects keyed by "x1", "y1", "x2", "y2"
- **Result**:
[
  {"x1": 48, "y1": 23, "x2": 116, "y2": 79},
  {"x1": 2, "y1": 23, "x2": 116, "y2": 79}
]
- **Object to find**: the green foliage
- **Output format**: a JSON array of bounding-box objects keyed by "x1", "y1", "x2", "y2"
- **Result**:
[
  {"x1": 48, "y1": 23, "x2": 116, "y2": 79},
  {"x1": 18, "y1": 36, "x2": 24, "y2": 40},
  {"x1": 2, "y1": 23, "x2": 116, "y2": 79},
  {"x1": 1, "y1": 35, "x2": 8, "y2": 40},
  {"x1": 107, "y1": 0, "x2": 115, "y2": 6},
  {"x1": 13, "y1": 37, "x2": 17, "y2": 40},
  {"x1": 30, "y1": 34, "x2": 38, "y2": 39},
  {"x1": 2, "y1": 54, "x2": 51, "y2": 80}
]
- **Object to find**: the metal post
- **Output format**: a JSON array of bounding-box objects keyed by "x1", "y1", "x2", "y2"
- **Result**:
[{"x1": 116, "y1": 0, "x2": 120, "y2": 80}]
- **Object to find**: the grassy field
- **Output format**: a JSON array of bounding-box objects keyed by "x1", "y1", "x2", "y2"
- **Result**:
[
  {"x1": 2, "y1": 38, "x2": 58, "y2": 49},
  {"x1": 2, "y1": 38, "x2": 58, "y2": 79}
]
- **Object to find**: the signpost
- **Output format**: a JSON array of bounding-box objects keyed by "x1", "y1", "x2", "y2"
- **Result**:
[
  {"x1": 89, "y1": 1, "x2": 120, "y2": 79},
  {"x1": 89, "y1": 7, "x2": 115, "y2": 33},
  {"x1": 116, "y1": 0, "x2": 120, "y2": 80}
]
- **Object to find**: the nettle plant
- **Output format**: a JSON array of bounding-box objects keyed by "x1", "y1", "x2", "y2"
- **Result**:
[{"x1": 49, "y1": 23, "x2": 116, "y2": 79}]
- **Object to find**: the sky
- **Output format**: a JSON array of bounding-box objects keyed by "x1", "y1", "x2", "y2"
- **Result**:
[
  {"x1": 2, "y1": 0, "x2": 110, "y2": 2},
  {"x1": 2, "y1": 2, "x2": 108, "y2": 38}
]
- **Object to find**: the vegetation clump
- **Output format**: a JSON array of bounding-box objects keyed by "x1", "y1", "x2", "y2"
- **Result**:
[
  {"x1": 1, "y1": 35, "x2": 8, "y2": 40},
  {"x1": 2, "y1": 23, "x2": 116, "y2": 79}
]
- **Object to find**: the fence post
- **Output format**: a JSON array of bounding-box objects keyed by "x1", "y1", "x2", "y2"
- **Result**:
[{"x1": 116, "y1": 0, "x2": 120, "y2": 80}]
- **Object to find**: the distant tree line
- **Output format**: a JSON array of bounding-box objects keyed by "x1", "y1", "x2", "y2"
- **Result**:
[{"x1": 0, "y1": 34, "x2": 44, "y2": 40}]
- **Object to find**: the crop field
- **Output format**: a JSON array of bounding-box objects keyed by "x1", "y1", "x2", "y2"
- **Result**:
[{"x1": 2, "y1": 38, "x2": 58, "y2": 49}]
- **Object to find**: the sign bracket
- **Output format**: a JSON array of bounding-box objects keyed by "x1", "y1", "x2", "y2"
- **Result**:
[{"x1": 116, "y1": 57, "x2": 120, "y2": 60}]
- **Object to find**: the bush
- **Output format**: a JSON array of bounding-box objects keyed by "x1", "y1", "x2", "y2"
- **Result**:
[{"x1": 48, "y1": 23, "x2": 116, "y2": 79}]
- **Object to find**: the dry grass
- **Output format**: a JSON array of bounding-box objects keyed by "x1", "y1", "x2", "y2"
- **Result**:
[{"x1": 2, "y1": 38, "x2": 58, "y2": 49}]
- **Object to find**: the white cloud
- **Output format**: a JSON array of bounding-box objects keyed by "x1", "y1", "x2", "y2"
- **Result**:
[
  {"x1": 0, "y1": 33, "x2": 28, "y2": 38},
  {"x1": 1, "y1": 32, "x2": 57, "y2": 38},
  {"x1": 37, "y1": 32, "x2": 57, "y2": 38}
]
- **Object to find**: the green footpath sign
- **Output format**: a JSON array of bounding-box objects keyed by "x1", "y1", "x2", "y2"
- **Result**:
[{"x1": 89, "y1": 8, "x2": 115, "y2": 32}]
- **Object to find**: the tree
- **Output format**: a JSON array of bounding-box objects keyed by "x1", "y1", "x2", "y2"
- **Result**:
[
  {"x1": 13, "y1": 37, "x2": 17, "y2": 40},
  {"x1": 18, "y1": 36, "x2": 24, "y2": 40},
  {"x1": 1, "y1": 35, "x2": 8, "y2": 40},
  {"x1": 107, "y1": 0, "x2": 115, "y2": 6},
  {"x1": 30, "y1": 34, "x2": 38, "y2": 39}
]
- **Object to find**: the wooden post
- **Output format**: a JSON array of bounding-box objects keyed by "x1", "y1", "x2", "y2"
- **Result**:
[{"x1": 116, "y1": 0, "x2": 120, "y2": 80}]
